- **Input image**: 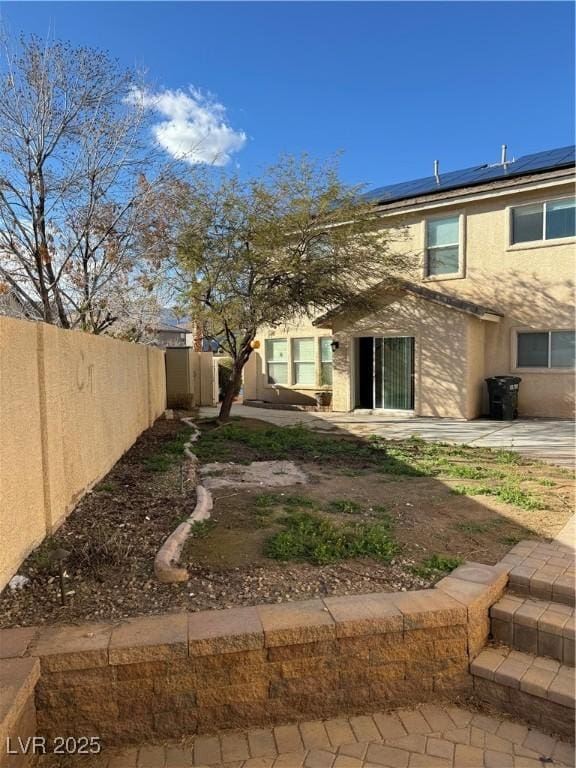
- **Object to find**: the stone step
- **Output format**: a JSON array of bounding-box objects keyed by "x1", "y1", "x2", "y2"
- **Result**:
[
  {"x1": 491, "y1": 592, "x2": 575, "y2": 666},
  {"x1": 500, "y1": 540, "x2": 575, "y2": 606},
  {"x1": 471, "y1": 645, "x2": 575, "y2": 739}
]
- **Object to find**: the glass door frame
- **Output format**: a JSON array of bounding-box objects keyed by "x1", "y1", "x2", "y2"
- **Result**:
[{"x1": 372, "y1": 335, "x2": 415, "y2": 411}]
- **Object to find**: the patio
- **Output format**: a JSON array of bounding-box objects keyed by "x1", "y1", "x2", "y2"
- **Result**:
[{"x1": 199, "y1": 406, "x2": 575, "y2": 469}]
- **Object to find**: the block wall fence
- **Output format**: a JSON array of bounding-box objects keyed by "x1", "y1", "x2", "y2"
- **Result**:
[{"x1": 0, "y1": 317, "x2": 166, "y2": 591}]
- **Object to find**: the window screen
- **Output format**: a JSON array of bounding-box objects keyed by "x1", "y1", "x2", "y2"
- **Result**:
[
  {"x1": 426, "y1": 216, "x2": 460, "y2": 276},
  {"x1": 265, "y1": 339, "x2": 288, "y2": 384},
  {"x1": 546, "y1": 198, "x2": 576, "y2": 240},
  {"x1": 320, "y1": 337, "x2": 333, "y2": 386},
  {"x1": 293, "y1": 337, "x2": 315, "y2": 386}
]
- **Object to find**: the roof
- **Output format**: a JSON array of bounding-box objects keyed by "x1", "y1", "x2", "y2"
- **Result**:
[
  {"x1": 152, "y1": 309, "x2": 193, "y2": 333},
  {"x1": 364, "y1": 145, "x2": 575, "y2": 206},
  {"x1": 313, "y1": 280, "x2": 503, "y2": 327}
]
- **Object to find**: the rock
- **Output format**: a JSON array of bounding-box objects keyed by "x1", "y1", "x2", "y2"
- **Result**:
[{"x1": 8, "y1": 574, "x2": 30, "y2": 590}]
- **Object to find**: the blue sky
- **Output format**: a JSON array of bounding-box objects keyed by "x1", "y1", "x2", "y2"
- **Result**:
[{"x1": 2, "y1": 1, "x2": 574, "y2": 189}]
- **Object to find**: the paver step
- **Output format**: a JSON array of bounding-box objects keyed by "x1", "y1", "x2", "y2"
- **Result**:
[
  {"x1": 471, "y1": 645, "x2": 575, "y2": 709},
  {"x1": 500, "y1": 540, "x2": 575, "y2": 606},
  {"x1": 491, "y1": 592, "x2": 575, "y2": 666}
]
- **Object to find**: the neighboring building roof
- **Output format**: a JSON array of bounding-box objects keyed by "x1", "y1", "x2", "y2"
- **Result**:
[
  {"x1": 314, "y1": 280, "x2": 503, "y2": 327},
  {"x1": 151, "y1": 309, "x2": 193, "y2": 333},
  {"x1": 364, "y1": 145, "x2": 575, "y2": 206}
]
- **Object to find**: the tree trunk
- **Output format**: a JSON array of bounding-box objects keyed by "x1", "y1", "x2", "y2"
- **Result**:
[{"x1": 218, "y1": 340, "x2": 254, "y2": 421}]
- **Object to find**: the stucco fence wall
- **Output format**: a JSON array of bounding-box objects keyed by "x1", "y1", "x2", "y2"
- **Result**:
[{"x1": 0, "y1": 317, "x2": 166, "y2": 591}]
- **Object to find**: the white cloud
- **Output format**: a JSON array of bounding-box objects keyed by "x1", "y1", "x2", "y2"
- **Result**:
[{"x1": 132, "y1": 86, "x2": 247, "y2": 166}]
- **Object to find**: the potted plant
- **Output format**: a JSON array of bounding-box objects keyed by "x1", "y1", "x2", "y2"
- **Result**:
[{"x1": 314, "y1": 391, "x2": 332, "y2": 408}]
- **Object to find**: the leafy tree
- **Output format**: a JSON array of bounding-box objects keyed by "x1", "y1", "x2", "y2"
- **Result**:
[
  {"x1": 0, "y1": 33, "x2": 174, "y2": 334},
  {"x1": 176, "y1": 155, "x2": 415, "y2": 420}
]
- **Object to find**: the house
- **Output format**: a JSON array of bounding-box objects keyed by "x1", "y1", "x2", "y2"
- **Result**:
[
  {"x1": 243, "y1": 145, "x2": 575, "y2": 419},
  {"x1": 148, "y1": 310, "x2": 196, "y2": 348}
]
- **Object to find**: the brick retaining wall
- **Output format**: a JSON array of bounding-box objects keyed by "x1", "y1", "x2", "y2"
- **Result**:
[{"x1": 0, "y1": 563, "x2": 508, "y2": 751}]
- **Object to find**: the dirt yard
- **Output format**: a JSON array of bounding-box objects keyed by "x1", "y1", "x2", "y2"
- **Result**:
[{"x1": 1, "y1": 416, "x2": 572, "y2": 627}]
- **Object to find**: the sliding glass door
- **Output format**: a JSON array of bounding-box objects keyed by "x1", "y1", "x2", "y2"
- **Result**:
[
  {"x1": 357, "y1": 336, "x2": 414, "y2": 410},
  {"x1": 377, "y1": 336, "x2": 415, "y2": 409}
]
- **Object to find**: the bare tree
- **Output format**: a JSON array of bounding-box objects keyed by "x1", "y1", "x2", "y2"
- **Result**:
[
  {"x1": 176, "y1": 155, "x2": 416, "y2": 420},
  {"x1": 0, "y1": 33, "x2": 173, "y2": 334}
]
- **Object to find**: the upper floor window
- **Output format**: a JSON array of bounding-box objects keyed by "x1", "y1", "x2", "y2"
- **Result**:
[
  {"x1": 265, "y1": 338, "x2": 288, "y2": 384},
  {"x1": 425, "y1": 216, "x2": 460, "y2": 276},
  {"x1": 511, "y1": 198, "x2": 575, "y2": 244},
  {"x1": 517, "y1": 330, "x2": 575, "y2": 369}
]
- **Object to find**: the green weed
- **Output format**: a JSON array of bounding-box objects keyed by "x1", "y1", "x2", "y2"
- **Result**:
[
  {"x1": 449, "y1": 484, "x2": 544, "y2": 511},
  {"x1": 327, "y1": 499, "x2": 364, "y2": 515},
  {"x1": 143, "y1": 428, "x2": 194, "y2": 472},
  {"x1": 494, "y1": 450, "x2": 523, "y2": 465},
  {"x1": 264, "y1": 511, "x2": 397, "y2": 565},
  {"x1": 144, "y1": 454, "x2": 174, "y2": 472},
  {"x1": 189, "y1": 520, "x2": 216, "y2": 538},
  {"x1": 441, "y1": 464, "x2": 503, "y2": 480},
  {"x1": 412, "y1": 554, "x2": 464, "y2": 579}
]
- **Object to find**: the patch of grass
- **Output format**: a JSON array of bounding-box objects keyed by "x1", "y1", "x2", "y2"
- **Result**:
[
  {"x1": 143, "y1": 453, "x2": 174, "y2": 472},
  {"x1": 327, "y1": 499, "x2": 364, "y2": 515},
  {"x1": 535, "y1": 478, "x2": 556, "y2": 487},
  {"x1": 449, "y1": 484, "x2": 544, "y2": 511},
  {"x1": 143, "y1": 428, "x2": 193, "y2": 472},
  {"x1": 264, "y1": 511, "x2": 397, "y2": 565},
  {"x1": 412, "y1": 553, "x2": 464, "y2": 579},
  {"x1": 451, "y1": 518, "x2": 504, "y2": 534},
  {"x1": 441, "y1": 464, "x2": 503, "y2": 480},
  {"x1": 189, "y1": 520, "x2": 216, "y2": 538},
  {"x1": 497, "y1": 486, "x2": 544, "y2": 511},
  {"x1": 196, "y1": 424, "x2": 427, "y2": 475},
  {"x1": 494, "y1": 450, "x2": 523, "y2": 464}
]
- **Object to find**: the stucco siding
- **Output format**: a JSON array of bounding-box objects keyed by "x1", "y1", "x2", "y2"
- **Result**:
[
  {"x1": 331, "y1": 292, "x2": 472, "y2": 418},
  {"x1": 0, "y1": 318, "x2": 166, "y2": 590},
  {"x1": 244, "y1": 319, "x2": 332, "y2": 406}
]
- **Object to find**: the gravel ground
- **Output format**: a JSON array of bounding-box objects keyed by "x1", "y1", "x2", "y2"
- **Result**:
[{"x1": 0, "y1": 418, "x2": 433, "y2": 628}]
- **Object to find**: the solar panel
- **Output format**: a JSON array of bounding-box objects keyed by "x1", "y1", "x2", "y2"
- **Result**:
[{"x1": 364, "y1": 145, "x2": 575, "y2": 205}]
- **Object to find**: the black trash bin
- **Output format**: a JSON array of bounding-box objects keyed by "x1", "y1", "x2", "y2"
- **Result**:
[{"x1": 485, "y1": 376, "x2": 522, "y2": 420}]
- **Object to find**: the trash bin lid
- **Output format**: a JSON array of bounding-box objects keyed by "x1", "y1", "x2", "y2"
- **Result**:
[{"x1": 485, "y1": 376, "x2": 522, "y2": 384}]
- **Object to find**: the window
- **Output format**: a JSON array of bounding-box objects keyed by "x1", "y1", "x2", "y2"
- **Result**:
[
  {"x1": 265, "y1": 339, "x2": 288, "y2": 384},
  {"x1": 292, "y1": 337, "x2": 315, "y2": 385},
  {"x1": 320, "y1": 337, "x2": 333, "y2": 385},
  {"x1": 517, "y1": 331, "x2": 575, "y2": 369},
  {"x1": 511, "y1": 198, "x2": 575, "y2": 244},
  {"x1": 426, "y1": 216, "x2": 460, "y2": 276}
]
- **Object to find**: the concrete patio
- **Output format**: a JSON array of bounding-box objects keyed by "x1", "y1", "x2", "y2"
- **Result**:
[{"x1": 199, "y1": 406, "x2": 575, "y2": 469}]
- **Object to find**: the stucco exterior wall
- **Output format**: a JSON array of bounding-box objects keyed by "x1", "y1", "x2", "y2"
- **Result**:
[
  {"x1": 243, "y1": 319, "x2": 332, "y2": 406},
  {"x1": 331, "y1": 292, "x2": 478, "y2": 418},
  {"x1": 249, "y1": 176, "x2": 574, "y2": 418},
  {"x1": 371, "y1": 179, "x2": 575, "y2": 418},
  {"x1": 0, "y1": 318, "x2": 166, "y2": 590}
]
